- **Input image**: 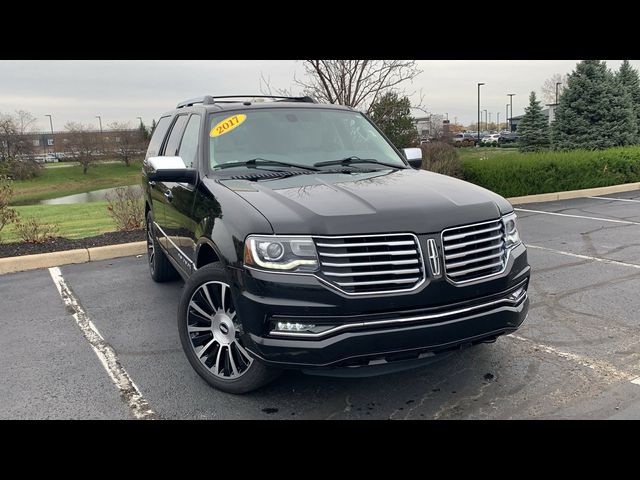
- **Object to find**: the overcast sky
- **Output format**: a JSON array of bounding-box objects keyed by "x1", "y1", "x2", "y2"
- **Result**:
[{"x1": 1, "y1": 60, "x2": 637, "y2": 131}]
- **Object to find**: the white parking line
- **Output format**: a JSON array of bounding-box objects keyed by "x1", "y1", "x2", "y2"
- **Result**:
[
  {"x1": 48, "y1": 267, "x2": 157, "y2": 420},
  {"x1": 587, "y1": 196, "x2": 640, "y2": 203},
  {"x1": 509, "y1": 334, "x2": 639, "y2": 386},
  {"x1": 515, "y1": 208, "x2": 640, "y2": 225},
  {"x1": 527, "y1": 244, "x2": 640, "y2": 270}
]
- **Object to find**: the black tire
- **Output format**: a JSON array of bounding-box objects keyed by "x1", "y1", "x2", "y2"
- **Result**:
[
  {"x1": 146, "y1": 210, "x2": 179, "y2": 282},
  {"x1": 178, "y1": 262, "x2": 281, "y2": 394}
]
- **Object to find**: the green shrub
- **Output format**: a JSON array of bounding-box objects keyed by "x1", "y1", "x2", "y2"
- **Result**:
[
  {"x1": 420, "y1": 142, "x2": 463, "y2": 178},
  {"x1": 462, "y1": 146, "x2": 640, "y2": 198},
  {"x1": 0, "y1": 175, "x2": 17, "y2": 242}
]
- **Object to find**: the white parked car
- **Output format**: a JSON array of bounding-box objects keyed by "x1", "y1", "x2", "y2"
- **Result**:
[{"x1": 481, "y1": 134, "x2": 500, "y2": 145}]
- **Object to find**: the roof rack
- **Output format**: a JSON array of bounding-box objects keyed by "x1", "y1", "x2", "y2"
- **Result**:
[{"x1": 176, "y1": 95, "x2": 316, "y2": 108}]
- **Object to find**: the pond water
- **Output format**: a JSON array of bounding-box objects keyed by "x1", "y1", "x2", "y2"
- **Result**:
[{"x1": 20, "y1": 186, "x2": 142, "y2": 206}]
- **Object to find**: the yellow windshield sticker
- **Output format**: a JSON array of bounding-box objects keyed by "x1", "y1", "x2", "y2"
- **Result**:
[{"x1": 210, "y1": 114, "x2": 246, "y2": 137}]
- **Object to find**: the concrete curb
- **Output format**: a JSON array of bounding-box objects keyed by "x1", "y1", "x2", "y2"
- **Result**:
[
  {"x1": 0, "y1": 241, "x2": 146, "y2": 276},
  {"x1": 507, "y1": 182, "x2": 640, "y2": 205}
]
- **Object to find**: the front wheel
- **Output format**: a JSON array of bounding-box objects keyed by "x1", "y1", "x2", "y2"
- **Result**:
[{"x1": 177, "y1": 263, "x2": 281, "y2": 394}]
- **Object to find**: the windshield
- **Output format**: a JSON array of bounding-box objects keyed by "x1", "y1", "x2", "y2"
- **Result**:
[{"x1": 207, "y1": 108, "x2": 406, "y2": 170}]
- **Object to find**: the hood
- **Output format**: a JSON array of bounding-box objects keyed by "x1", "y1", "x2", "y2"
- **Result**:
[{"x1": 215, "y1": 168, "x2": 512, "y2": 235}]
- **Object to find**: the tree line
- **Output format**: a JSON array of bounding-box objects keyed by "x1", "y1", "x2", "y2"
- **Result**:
[
  {"x1": 0, "y1": 112, "x2": 152, "y2": 177},
  {"x1": 519, "y1": 60, "x2": 640, "y2": 152}
]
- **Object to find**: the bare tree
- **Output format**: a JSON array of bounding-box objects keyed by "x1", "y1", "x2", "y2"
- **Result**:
[
  {"x1": 108, "y1": 121, "x2": 145, "y2": 167},
  {"x1": 64, "y1": 122, "x2": 100, "y2": 174},
  {"x1": 0, "y1": 112, "x2": 36, "y2": 159},
  {"x1": 294, "y1": 60, "x2": 422, "y2": 114},
  {"x1": 14, "y1": 110, "x2": 37, "y2": 135},
  {"x1": 540, "y1": 73, "x2": 568, "y2": 104}
]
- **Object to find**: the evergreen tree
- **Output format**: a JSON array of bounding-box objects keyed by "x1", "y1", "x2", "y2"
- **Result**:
[
  {"x1": 138, "y1": 121, "x2": 148, "y2": 141},
  {"x1": 552, "y1": 60, "x2": 637, "y2": 149},
  {"x1": 617, "y1": 60, "x2": 640, "y2": 134},
  {"x1": 517, "y1": 92, "x2": 550, "y2": 152},
  {"x1": 369, "y1": 92, "x2": 419, "y2": 148}
]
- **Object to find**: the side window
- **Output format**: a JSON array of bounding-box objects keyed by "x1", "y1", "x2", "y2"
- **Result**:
[
  {"x1": 178, "y1": 114, "x2": 201, "y2": 168},
  {"x1": 145, "y1": 116, "x2": 171, "y2": 159},
  {"x1": 163, "y1": 115, "x2": 189, "y2": 157}
]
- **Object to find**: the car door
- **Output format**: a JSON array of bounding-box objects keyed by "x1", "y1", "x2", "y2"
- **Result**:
[
  {"x1": 162, "y1": 113, "x2": 201, "y2": 272},
  {"x1": 155, "y1": 114, "x2": 190, "y2": 266}
]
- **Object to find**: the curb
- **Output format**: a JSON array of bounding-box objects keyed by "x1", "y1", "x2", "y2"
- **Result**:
[
  {"x1": 507, "y1": 182, "x2": 640, "y2": 205},
  {"x1": 0, "y1": 241, "x2": 146, "y2": 276}
]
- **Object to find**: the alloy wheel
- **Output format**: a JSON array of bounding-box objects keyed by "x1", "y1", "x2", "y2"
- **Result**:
[{"x1": 186, "y1": 281, "x2": 253, "y2": 379}]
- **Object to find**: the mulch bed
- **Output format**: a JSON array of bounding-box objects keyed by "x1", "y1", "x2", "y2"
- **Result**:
[{"x1": 0, "y1": 229, "x2": 146, "y2": 259}]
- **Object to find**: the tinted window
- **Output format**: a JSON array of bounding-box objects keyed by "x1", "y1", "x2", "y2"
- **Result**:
[
  {"x1": 145, "y1": 116, "x2": 171, "y2": 159},
  {"x1": 178, "y1": 114, "x2": 201, "y2": 168},
  {"x1": 163, "y1": 115, "x2": 189, "y2": 157}
]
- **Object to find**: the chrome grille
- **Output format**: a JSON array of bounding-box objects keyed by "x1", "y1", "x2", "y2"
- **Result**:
[
  {"x1": 442, "y1": 219, "x2": 506, "y2": 283},
  {"x1": 313, "y1": 234, "x2": 425, "y2": 294}
]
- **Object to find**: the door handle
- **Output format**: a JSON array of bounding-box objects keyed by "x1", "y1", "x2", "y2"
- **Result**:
[
  {"x1": 148, "y1": 180, "x2": 156, "y2": 186},
  {"x1": 164, "y1": 190, "x2": 173, "y2": 201}
]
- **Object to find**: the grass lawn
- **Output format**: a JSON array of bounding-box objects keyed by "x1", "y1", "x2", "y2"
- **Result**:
[
  {"x1": 457, "y1": 147, "x2": 518, "y2": 162},
  {"x1": 1, "y1": 202, "x2": 116, "y2": 243},
  {"x1": 11, "y1": 160, "x2": 143, "y2": 205}
]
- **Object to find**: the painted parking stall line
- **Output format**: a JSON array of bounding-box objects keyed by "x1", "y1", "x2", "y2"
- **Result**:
[
  {"x1": 527, "y1": 244, "x2": 640, "y2": 270},
  {"x1": 509, "y1": 335, "x2": 640, "y2": 386},
  {"x1": 586, "y1": 196, "x2": 640, "y2": 204},
  {"x1": 48, "y1": 267, "x2": 157, "y2": 420},
  {"x1": 515, "y1": 208, "x2": 640, "y2": 225}
]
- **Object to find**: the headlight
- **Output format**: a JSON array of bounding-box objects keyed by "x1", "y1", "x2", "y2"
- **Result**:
[
  {"x1": 244, "y1": 235, "x2": 319, "y2": 272},
  {"x1": 502, "y1": 212, "x2": 521, "y2": 249}
]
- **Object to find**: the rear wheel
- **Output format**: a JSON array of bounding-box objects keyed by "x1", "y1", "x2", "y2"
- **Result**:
[
  {"x1": 178, "y1": 263, "x2": 281, "y2": 394},
  {"x1": 146, "y1": 210, "x2": 178, "y2": 282}
]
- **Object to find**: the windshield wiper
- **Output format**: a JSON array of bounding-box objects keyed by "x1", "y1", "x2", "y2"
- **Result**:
[
  {"x1": 215, "y1": 158, "x2": 320, "y2": 171},
  {"x1": 313, "y1": 156, "x2": 406, "y2": 169}
]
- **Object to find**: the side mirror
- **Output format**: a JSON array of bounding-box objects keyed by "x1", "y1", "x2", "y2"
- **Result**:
[
  {"x1": 146, "y1": 156, "x2": 198, "y2": 184},
  {"x1": 403, "y1": 148, "x2": 423, "y2": 169}
]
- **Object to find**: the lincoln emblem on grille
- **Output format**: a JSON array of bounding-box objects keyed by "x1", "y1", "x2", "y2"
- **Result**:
[{"x1": 427, "y1": 238, "x2": 441, "y2": 276}]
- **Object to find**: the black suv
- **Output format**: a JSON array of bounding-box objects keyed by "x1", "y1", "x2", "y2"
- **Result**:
[{"x1": 143, "y1": 95, "x2": 530, "y2": 393}]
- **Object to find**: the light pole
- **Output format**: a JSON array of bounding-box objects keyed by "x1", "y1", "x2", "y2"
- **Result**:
[
  {"x1": 483, "y1": 110, "x2": 487, "y2": 132},
  {"x1": 507, "y1": 94, "x2": 515, "y2": 132},
  {"x1": 506, "y1": 104, "x2": 509, "y2": 132},
  {"x1": 96, "y1": 115, "x2": 103, "y2": 133},
  {"x1": 555, "y1": 82, "x2": 562, "y2": 104},
  {"x1": 477, "y1": 83, "x2": 484, "y2": 144},
  {"x1": 488, "y1": 112, "x2": 492, "y2": 129},
  {"x1": 45, "y1": 114, "x2": 54, "y2": 156},
  {"x1": 137, "y1": 116, "x2": 143, "y2": 125},
  {"x1": 445, "y1": 112, "x2": 449, "y2": 121},
  {"x1": 497, "y1": 112, "x2": 500, "y2": 131}
]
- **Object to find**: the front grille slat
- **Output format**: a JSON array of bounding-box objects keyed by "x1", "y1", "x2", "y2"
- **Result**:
[
  {"x1": 313, "y1": 234, "x2": 424, "y2": 294},
  {"x1": 445, "y1": 241, "x2": 504, "y2": 260},
  {"x1": 321, "y1": 259, "x2": 419, "y2": 268},
  {"x1": 319, "y1": 249, "x2": 418, "y2": 258},
  {"x1": 442, "y1": 219, "x2": 506, "y2": 283}
]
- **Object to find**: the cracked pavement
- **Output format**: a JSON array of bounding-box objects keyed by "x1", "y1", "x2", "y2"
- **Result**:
[{"x1": 2, "y1": 191, "x2": 640, "y2": 419}]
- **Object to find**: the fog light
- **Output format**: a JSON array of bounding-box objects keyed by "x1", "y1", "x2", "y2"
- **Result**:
[
  {"x1": 509, "y1": 287, "x2": 525, "y2": 301},
  {"x1": 274, "y1": 322, "x2": 316, "y2": 332}
]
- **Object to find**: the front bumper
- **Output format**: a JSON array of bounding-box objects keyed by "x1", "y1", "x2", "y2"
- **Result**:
[
  {"x1": 231, "y1": 241, "x2": 530, "y2": 369},
  {"x1": 244, "y1": 282, "x2": 528, "y2": 368}
]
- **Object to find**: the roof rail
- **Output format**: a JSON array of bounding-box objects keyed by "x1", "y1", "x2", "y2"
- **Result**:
[
  {"x1": 176, "y1": 96, "x2": 215, "y2": 108},
  {"x1": 176, "y1": 95, "x2": 316, "y2": 108}
]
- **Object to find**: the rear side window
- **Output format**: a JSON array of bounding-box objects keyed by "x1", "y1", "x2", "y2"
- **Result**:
[
  {"x1": 163, "y1": 115, "x2": 190, "y2": 157},
  {"x1": 145, "y1": 116, "x2": 171, "y2": 159},
  {"x1": 178, "y1": 114, "x2": 201, "y2": 168}
]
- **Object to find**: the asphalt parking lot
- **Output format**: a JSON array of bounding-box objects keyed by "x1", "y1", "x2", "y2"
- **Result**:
[{"x1": 2, "y1": 191, "x2": 640, "y2": 419}]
